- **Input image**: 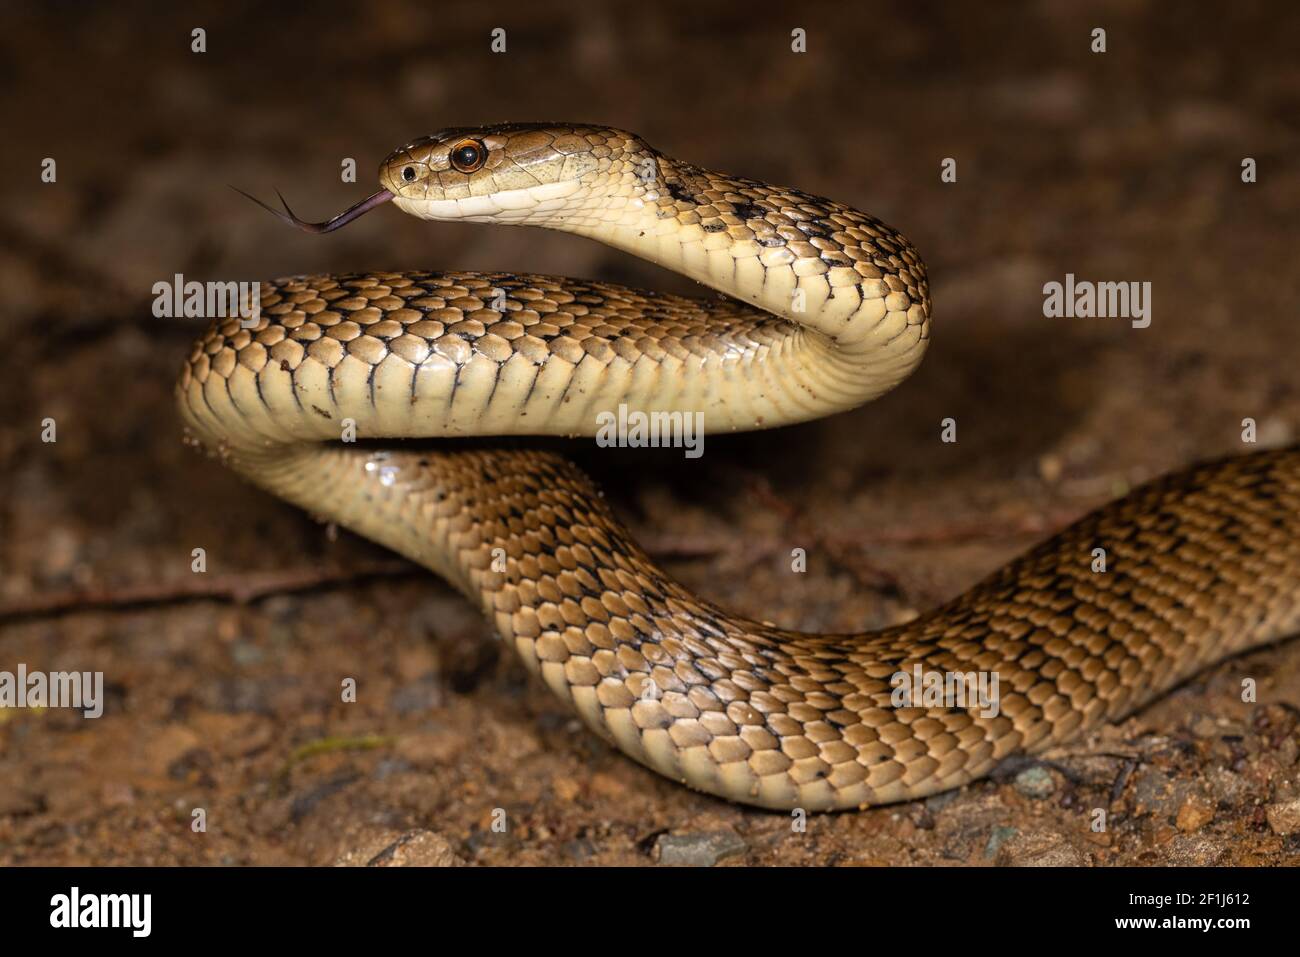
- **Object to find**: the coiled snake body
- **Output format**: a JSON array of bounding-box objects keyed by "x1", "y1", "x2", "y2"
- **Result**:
[{"x1": 179, "y1": 124, "x2": 1300, "y2": 810}]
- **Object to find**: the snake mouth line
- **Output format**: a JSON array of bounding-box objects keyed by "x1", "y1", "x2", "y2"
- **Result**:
[{"x1": 230, "y1": 185, "x2": 393, "y2": 234}]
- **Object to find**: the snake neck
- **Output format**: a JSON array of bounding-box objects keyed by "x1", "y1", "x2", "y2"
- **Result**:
[
  {"x1": 381, "y1": 127, "x2": 932, "y2": 409},
  {"x1": 540, "y1": 152, "x2": 932, "y2": 400}
]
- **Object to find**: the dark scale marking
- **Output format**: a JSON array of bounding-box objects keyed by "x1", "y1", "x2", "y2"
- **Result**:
[
  {"x1": 522, "y1": 363, "x2": 544, "y2": 408},
  {"x1": 222, "y1": 374, "x2": 246, "y2": 420},
  {"x1": 482, "y1": 355, "x2": 507, "y2": 411},
  {"x1": 410, "y1": 360, "x2": 423, "y2": 403},
  {"x1": 448, "y1": 362, "x2": 463, "y2": 410},
  {"x1": 287, "y1": 366, "x2": 306, "y2": 413},
  {"x1": 198, "y1": 375, "x2": 221, "y2": 425},
  {"x1": 665, "y1": 181, "x2": 696, "y2": 204},
  {"x1": 254, "y1": 369, "x2": 270, "y2": 412},
  {"x1": 554, "y1": 353, "x2": 588, "y2": 408}
]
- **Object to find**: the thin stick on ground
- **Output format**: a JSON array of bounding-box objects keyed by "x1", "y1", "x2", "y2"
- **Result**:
[{"x1": 0, "y1": 560, "x2": 418, "y2": 624}]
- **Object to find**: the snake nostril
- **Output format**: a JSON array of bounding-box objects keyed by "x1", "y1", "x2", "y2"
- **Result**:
[{"x1": 402, "y1": 166, "x2": 416, "y2": 183}]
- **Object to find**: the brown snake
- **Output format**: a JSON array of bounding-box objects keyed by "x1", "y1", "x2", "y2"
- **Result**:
[{"x1": 178, "y1": 123, "x2": 1300, "y2": 810}]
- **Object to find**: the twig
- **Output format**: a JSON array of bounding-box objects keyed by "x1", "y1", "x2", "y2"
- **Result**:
[
  {"x1": 639, "y1": 507, "x2": 1086, "y2": 559},
  {"x1": 0, "y1": 560, "x2": 419, "y2": 623},
  {"x1": 846, "y1": 508, "x2": 1087, "y2": 545},
  {"x1": 1110, "y1": 757, "x2": 1140, "y2": 805}
]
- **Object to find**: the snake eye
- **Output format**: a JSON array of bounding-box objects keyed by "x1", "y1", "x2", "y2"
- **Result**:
[
  {"x1": 449, "y1": 139, "x2": 486, "y2": 174},
  {"x1": 401, "y1": 166, "x2": 417, "y2": 183}
]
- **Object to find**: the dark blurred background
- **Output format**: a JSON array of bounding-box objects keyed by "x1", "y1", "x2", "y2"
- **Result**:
[{"x1": 1, "y1": 1, "x2": 1298, "y2": 865}]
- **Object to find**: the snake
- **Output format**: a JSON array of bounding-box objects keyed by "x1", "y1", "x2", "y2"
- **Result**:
[{"x1": 177, "y1": 123, "x2": 1300, "y2": 811}]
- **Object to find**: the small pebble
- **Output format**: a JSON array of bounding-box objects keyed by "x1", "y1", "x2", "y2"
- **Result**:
[
  {"x1": 1189, "y1": 715, "x2": 1219, "y2": 738},
  {"x1": 335, "y1": 829, "x2": 465, "y2": 867},
  {"x1": 984, "y1": 825, "x2": 1018, "y2": 858},
  {"x1": 1175, "y1": 796, "x2": 1215, "y2": 833},
  {"x1": 1131, "y1": 769, "x2": 1194, "y2": 818},
  {"x1": 1013, "y1": 766, "x2": 1056, "y2": 799},
  {"x1": 563, "y1": 837, "x2": 598, "y2": 861},
  {"x1": 997, "y1": 831, "x2": 1085, "y2": 866},
  {"x1": 1264, "y1": 798, "x2": 1300, "y2": 836},
  {"x1": 655, "y1": 830, "x2": 748, "y2": 866}
]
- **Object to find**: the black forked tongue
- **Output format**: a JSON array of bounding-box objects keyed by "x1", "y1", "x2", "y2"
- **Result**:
[{"x1": 229, "y1": 186, "x2": 394, "y2": 233}]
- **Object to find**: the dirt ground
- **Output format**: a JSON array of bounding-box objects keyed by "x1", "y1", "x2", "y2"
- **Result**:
[{"x1": 2, "y1": 2, "x2": 1299, "y2": 866}]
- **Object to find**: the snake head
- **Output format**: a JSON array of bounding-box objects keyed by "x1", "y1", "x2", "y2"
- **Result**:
[
  {"x1": 378, "y1": 123, "x2": 659, "y2": 224},
  {"x1": 236, "y1": 124, "x2": 663, "y2": 235}
]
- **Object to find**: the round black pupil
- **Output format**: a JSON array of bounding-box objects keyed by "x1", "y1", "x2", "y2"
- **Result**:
[
  {"x1": 455, "y1": 145, "x2": 479, "y2": 168},
  {"x1": 402, "y1": 166, "x2": 415, "y2": 182}
]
